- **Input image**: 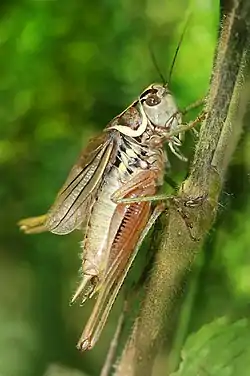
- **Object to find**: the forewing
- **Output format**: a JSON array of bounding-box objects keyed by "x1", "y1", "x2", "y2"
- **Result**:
[{"x1": 46, "y1": 132, "x2": 117, "y2": 235}]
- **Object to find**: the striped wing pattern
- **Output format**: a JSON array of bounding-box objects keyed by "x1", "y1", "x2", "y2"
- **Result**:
[{"x1": 46, "y1": 133, "x2": 117, "y2": 235}]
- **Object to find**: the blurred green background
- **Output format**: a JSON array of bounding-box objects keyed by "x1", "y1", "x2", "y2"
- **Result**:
[{"x1": 2, "y1": 0, "x2": 250, "y2": 375}]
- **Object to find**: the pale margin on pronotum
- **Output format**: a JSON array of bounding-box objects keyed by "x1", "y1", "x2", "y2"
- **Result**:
[{"x1": 112, "y1": 1, "x2": 250, "y2": 376}]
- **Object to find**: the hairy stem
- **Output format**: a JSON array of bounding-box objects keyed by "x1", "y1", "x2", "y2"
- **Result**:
[{"x1": 114, "y1": 1, "x2": 250, "y2": 375}]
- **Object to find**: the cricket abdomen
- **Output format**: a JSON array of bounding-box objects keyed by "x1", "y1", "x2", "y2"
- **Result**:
[
  {"x1": 82, "y1": 168, "x2": 121, "y2": 276},
  {"x1": 71, "y1": 167, "x2": 123, "y2": 304}
]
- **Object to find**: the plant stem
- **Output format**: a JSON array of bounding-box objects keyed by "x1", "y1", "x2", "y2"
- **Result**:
[{"x1": 114, "y1": 1, "x2": 250, "y2": 375}]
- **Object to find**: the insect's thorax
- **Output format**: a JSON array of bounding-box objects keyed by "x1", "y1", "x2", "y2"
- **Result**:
[{"x1": 115, "y1": 133, "x2": 166, "y2": 185}]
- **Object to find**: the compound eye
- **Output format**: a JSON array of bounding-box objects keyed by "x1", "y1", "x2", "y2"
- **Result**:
[{"x1": 145, "y1": 94, "x2": 161, "y2": 106}]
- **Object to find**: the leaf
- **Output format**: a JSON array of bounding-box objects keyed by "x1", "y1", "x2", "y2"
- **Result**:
[{"x1": 171, "y1": 318, "x2": 250, "y2": 376}]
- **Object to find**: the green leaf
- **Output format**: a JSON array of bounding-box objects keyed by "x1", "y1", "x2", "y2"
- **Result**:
[{"x1": 171, "y1": 318, "x2": 250, "y2": 376}]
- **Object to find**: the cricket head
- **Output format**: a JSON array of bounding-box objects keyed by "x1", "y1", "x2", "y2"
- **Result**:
[
  {"x1": 140, "y1": 83, "x2": 182, "y2": 132},
  {"x1": 106, "y1": 83, "x2": 182, "y2": 139}
]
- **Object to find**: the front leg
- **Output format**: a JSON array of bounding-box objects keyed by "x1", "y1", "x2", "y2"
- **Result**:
[{"x1": 167, "y1": 111, "x2": 207, "y2": 139}]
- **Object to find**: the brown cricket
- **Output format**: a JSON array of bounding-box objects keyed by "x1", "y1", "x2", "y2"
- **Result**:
[{"x1": 18, "y1": 83, "x2": 202, "y2": 351}]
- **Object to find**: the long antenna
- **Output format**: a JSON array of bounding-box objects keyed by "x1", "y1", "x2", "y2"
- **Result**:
[
  {"x1": 168, "y1": 14, "x2": 191, "y2": 85},
  {"x1": 149, "y1": 44, "x2": 167, "y2": 85}
]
